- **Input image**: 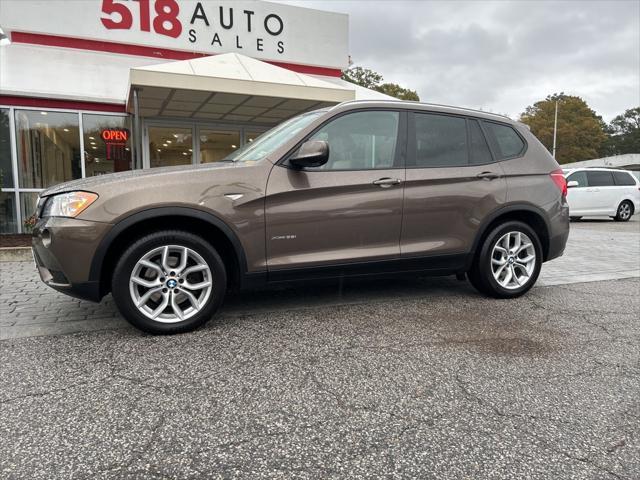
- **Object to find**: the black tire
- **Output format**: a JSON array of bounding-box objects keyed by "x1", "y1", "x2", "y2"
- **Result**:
[
  {"x1": 468, "y1": 221, "x2": 543, "y2": 299},
  {"x1": 112, "y1": 230, "x2": 227, "y2": 334},
  {"x1": 614, "y1": 201, "x2": 633, "y2": 222},
  {"x1": 569, "y1": 216, "x2": 582, "y2": 221}
]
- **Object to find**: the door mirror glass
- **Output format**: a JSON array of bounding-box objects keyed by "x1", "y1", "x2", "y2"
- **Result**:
[
  {"x1": 290, "y1": 140, "x2": 329, "y2": 168},
  {"x1": 567, "y1": 180, "x2": 579, "y2": 188}
]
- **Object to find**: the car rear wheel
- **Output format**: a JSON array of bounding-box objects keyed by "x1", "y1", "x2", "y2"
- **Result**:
[
  {"x1": 112, "y1": 230, "x2": 227, "y2": 334},
  {"x1": 468, "y1": 221, "x2": 542, "y2": 299},
  {"x1": 614, "y1": 201, "x2": 633, "y2": 222}
]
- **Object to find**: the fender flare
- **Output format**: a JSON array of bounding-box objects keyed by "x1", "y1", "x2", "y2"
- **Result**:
[
  {"x1": 89, "y1": 206, "x2": 248, "y2": 282},
  {"x1": 468, "y1": 202, "x2": 552, "y2": 264}
]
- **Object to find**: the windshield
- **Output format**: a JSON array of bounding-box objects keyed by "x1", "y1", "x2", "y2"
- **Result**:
[{"x1": 226, "y1": 110, "x2": 325, "y2": 162}]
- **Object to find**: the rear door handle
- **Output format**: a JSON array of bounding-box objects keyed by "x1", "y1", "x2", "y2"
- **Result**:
[
  {"x1": 477, "y1": 171, "x2": 500, "y2": 180},
  {"x1": 373, "y1": 177, "x2": 402, "y2": 188}
]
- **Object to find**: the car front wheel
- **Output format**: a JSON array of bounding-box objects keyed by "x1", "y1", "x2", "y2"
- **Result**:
[
  {"x1": 468, "y1": 221, "x2": 543, "y2": 299},
  {"x1": 112, "y1": 230, "x2": 227, "y2": 334}
]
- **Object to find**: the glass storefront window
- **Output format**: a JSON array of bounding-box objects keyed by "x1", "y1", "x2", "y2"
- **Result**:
[
  {"x1": 149, "y1": 126, "x2": 193, "y2": 168},
  {"x1": 1, "y1": 108, "x2": 13, "y2": 188},
  {"x1": 15, "y1": 110, "x2": 81, "y2": 189},
  {"x1": 0, "y1": 192, "x2": 17, "y2": 234},
  {"x1": 83, "y1": 114, "x2": 132, "y2": 176},
  {"x1": 200, "y1": 129, "x2": 240, "y2": 163}
]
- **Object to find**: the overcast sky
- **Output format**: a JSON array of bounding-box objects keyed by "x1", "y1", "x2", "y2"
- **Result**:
[{"x1": 278, "y1": 0, "x2": 639, "y2": 121}]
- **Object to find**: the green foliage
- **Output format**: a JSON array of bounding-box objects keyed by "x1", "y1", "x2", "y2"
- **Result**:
[
  {"x1": 341, "y1": 66, "x2": 420, "y2": 101},
  {"x1": 600, "y1": 107, "x2": 640, "y2": 156},
  {"x1": 519, "y1": 93, "x2": 607, "y2": 164},
  {"x1": 341, "y1": 66, "x2": 383, "y2": 90},
  {"x1": 376, "y1": 83, "x2": 420, "y2": 101}
]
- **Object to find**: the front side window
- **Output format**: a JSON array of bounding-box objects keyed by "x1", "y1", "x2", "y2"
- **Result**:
[
  {"x1": 83, "y1": 114, "x2": 132, "y2": 176},
  {"x1": 613, "y1": 171, "x2": 636, "y2": 186},
  {"x1": 307, "y1": 110, "x2": 400, "y2": 170},
  {"x1": 413, "y1": 113, "x2": 467, "y2": 167},
  {"x1": 586, "y1": 171, "x2": 615, "y2": 187},
  {"x1": 15, "y1": 110, "x2": 81, "y2": 188},
  {"x1": 567, "y1": 171, "x2": 588, "y2": 187},
  {"x1": 483, "y1": 122, "x2": 525, "y2": 159}
]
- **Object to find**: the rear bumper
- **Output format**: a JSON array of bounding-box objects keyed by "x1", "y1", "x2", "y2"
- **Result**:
[
  {"x1": 545, "y1": 200, "x2": 570, "y2": 262},
  {"x1": 32, "y1": 216, "x2": 112, "y2": 302}
]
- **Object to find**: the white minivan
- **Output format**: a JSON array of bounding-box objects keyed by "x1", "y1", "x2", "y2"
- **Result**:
[{"x1": 563, "y1": 168, "x2": 640, "y2": 221}]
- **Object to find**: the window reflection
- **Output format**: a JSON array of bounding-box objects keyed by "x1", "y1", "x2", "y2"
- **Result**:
[
  {"x1": 15, "y1": 110, "x2": 81, "y2": 188},
  {"x1": 83, "y1": 114, "x2": 132, "y2": 176}
]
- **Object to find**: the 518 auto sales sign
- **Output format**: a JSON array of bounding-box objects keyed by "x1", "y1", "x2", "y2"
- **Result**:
[{"x1": 0, "y1": 0, "x2": 349, "y2": 70}]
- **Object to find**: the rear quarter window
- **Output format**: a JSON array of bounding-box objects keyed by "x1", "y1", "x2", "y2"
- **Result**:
[
  {"x1": 612, "y1": 171, "x2": 637, "y2": 186},
  {"x1": 483, "y1": 122, "x2": 525, "y2": 159}
]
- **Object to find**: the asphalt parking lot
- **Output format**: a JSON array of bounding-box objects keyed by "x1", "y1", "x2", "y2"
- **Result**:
[{"x1": 1, "y1": 217, "x2": 639, "y2": 479}]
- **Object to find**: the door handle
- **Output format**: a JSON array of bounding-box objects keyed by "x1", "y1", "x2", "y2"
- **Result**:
[
  {"x1": 476, "y1": 171, "x2": 500, "y2": 180},
  {"x1": 373, "y1": 177, "x2": 402, "y2": 188}
]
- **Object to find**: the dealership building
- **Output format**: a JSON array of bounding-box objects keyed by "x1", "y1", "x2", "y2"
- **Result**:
[{"x1": 0, "y1": 0, "x2": 390, "y2": 233}]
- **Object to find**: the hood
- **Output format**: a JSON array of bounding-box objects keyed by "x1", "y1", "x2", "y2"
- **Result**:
[{"x1": 41, "y1": 161, "x2": 240, "y2": 196}]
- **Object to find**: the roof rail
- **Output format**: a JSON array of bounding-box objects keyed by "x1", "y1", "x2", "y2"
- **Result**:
[{"x1": 335, "y1": 99, "x2": 513, "y2": 121}]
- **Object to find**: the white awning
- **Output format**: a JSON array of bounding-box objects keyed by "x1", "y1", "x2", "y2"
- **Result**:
[{"x1": 128, "y1": 53, "x2": 355, "y2": 125}]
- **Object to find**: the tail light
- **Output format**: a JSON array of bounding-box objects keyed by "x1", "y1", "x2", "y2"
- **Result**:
[{"x1": 550, "y1": 169, "x2": 567, "y2": 197}]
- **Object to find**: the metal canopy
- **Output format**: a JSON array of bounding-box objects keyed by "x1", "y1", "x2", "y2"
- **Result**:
[{"x1": 127, "y1": 53, "x2": 355, "y2": 125}]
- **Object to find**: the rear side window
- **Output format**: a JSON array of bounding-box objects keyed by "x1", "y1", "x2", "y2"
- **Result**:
[
  {"x1": 413, "y1": 113, "x2": 468, "y2": 167},
  {"x1": 613, "y1": 171, "x2": 636, "y2": 186},
  {"x1": 483, "y1": 122, "x2": 525, "y2": 159},
  {"x1": 468, "y1": 120, "x2": 493, "y2": 165},
  {"x1": 586, "y1": 171, "x2": 615, "y2": 187},
  {"x1": 567, "y1": 171, "x2": 588, "y2": 187}
]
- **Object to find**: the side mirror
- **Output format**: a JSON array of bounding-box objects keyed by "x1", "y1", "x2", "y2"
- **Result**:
[
  {"x1": 289, "y1": 140, "x2": 329, "y2": 168},
  {"x1": 567, "y1": 180, "x2": 579, "y2": 188}
]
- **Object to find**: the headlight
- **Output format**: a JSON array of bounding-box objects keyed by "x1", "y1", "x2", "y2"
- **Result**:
[{"x1": 42, "y1": 191, "x2": 98, "y2": 218}]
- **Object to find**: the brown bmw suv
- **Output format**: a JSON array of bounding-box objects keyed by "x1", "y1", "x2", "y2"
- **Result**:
[{"x1": 32, "y1": 101, "x2": 569, "y2": 334}]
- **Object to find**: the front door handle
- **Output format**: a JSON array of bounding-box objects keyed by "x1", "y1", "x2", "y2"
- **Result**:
[
  {"x1": 373, "y1": 177, "x2": 402, "y2": 188},
  {"x1": 477, "y1": 171, "x2": 500, "y2": 180}
]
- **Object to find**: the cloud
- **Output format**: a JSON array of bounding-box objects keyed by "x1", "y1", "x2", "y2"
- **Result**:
[{"x1": 277, "y1": 0, "x2": 640, "y2": 121}]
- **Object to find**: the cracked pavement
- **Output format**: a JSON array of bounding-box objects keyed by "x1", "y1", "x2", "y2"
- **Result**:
[{"x1": 1, "y1": 276, "x2": 639, "y2": 479}]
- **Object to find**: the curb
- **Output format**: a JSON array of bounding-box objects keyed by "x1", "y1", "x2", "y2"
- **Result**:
[{"x1": 0, "y1": 247, "x2": 32, "y2": 262}]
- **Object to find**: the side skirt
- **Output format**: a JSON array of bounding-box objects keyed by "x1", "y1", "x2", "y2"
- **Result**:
[{"x1": 242, "y1": 253, "x2": 470, "y2": 288}]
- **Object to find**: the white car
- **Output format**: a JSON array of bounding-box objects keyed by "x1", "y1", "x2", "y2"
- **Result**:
[{"x1": 563, "y1": 168, "x2": 640, "y2": 222}]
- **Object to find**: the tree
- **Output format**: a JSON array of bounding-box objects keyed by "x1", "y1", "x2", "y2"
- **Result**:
[
  {"x1": 600, "y1": 107, "x2": 640, "y2": 156},
  {"x1": 519, "y1": 93, "x2": 607, "y2": 164},
  {"x1": 341, "y1": 66, "x2": 383, "y2": 90},
  {"x1": 376, "y1": 83, "x2": 420, "y2": 101},
  {"x1": 341, "y1": 66, "x2": 420, "y2": 101}
]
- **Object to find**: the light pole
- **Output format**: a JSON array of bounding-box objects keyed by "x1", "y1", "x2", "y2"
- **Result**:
[{"x1": 552, "y1": 100, "x2": 558, "y2": 158}]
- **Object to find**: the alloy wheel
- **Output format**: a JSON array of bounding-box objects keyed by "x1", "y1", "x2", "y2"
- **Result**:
[
  {"x1": 619, "y1": 203, "x2": 631, "y2": 220},
  {"x1": 490, "y1": 231, "x2": 536, "y2": 290},
  {"x1": 129, "y1": 245, "x2": 213, "y2": 323}
]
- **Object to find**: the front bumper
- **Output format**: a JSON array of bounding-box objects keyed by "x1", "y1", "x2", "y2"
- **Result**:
[{"x1": 32, "y1": 216, "x2": 113, "y2": 302}]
